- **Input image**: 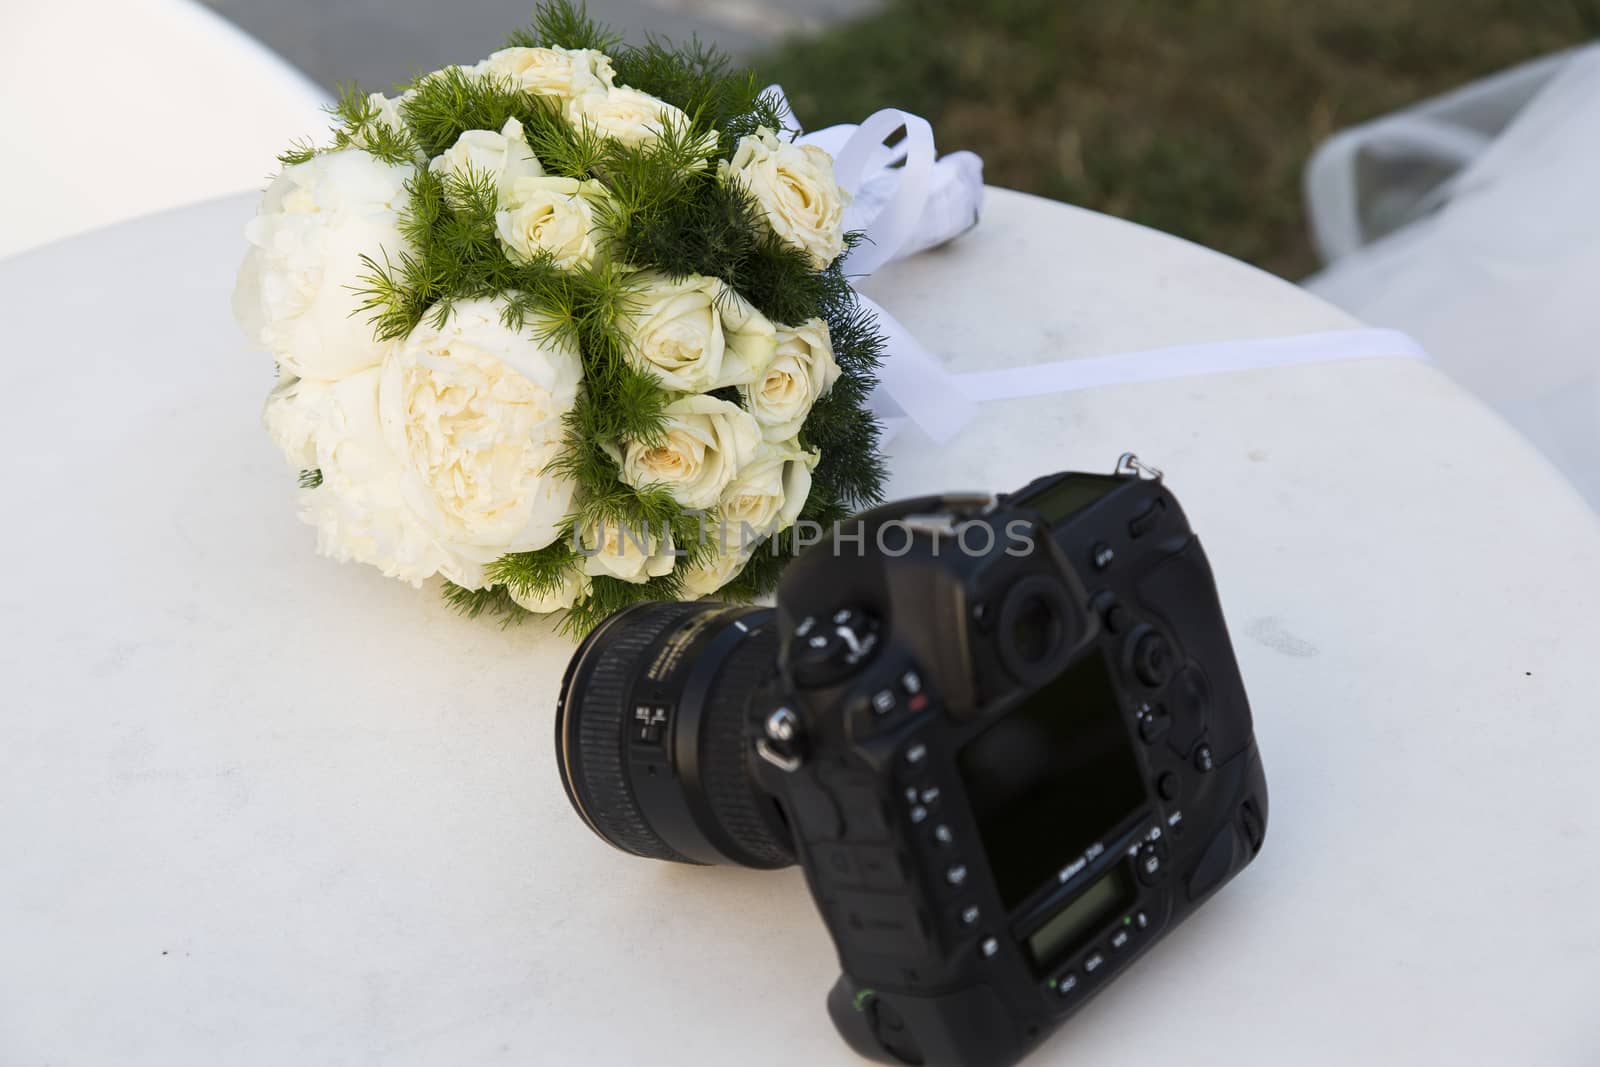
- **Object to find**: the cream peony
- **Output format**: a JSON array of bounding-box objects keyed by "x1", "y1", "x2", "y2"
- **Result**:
[
  {"x1": 234, "y1": 150, "x2": 413, "y2": 381},
  {"x1": 578, "y1": 518, "x2": 677, "y2": 583},
  {"x1": 617, "y1": 394, "x2": 762, "y2": 510},
  {"x1": 495, "y1": 176, "x2": 610, "y2": 269},
  {"x1": 377, "y1": 297, "x2": 583, "y2": 588},
  {"x1": 298, "y1": 370, "x2": 457, "y2": 586},
  {"x1": 720, "y1": 127, "x2": 848, "y2": 269},
  {"x1": 262, "y1": 376, "x2": 329, "y2": 470},
  {"x1": 618, "y1": 272, "x2": 776, "y2": 392},
  {"x1": 477, "y1": 46, "x2": 615, "y2": 99},
  {"x1": 428, "y1": 117, "x2": 543, "y2": 206},
  {"x1": 567, "y1": 85, "x2": 698, "y2": 151},
  {"x1": 507, "y1": 568, "x2": 592, "y2": 613},
  {"x1": 742, "y1": 318, "x2": 841, "y2": 441}
]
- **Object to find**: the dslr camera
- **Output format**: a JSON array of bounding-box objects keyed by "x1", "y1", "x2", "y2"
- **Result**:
[{"x1": 556, "y1": 458, "x2": 1268, "y2": 1067}]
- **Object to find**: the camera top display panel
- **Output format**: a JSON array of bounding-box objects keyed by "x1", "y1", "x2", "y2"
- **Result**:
[{"x1": 1008, "y1": 473, "x2": 1127, "y2": 525}]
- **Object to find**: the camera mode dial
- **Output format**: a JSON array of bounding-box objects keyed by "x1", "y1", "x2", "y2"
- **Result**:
[{"x1": 789, "y1": 607, "x2": 881, "y2": 689}]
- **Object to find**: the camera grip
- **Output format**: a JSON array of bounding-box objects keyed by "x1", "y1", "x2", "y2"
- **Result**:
[
  {"x1": 828, "y1": 975, "x2": 1029, "y2": 1067},
  {"x1": 1134, "y1": 535, "x2": 1256, "y2": 761}
]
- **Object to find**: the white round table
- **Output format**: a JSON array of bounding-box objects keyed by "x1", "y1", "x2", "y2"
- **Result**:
[{"x1": 2, "y1": 189, "x2": 1595, "y2": 1066}]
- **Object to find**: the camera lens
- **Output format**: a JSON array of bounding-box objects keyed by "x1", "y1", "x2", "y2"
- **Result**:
[{"x1": 556, "y1": 601, "x2": 795, "y2": 869}]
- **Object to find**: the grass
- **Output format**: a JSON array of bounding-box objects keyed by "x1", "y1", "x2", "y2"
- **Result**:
[{"x1": 760, "y1": 0, "x2": 1599, "y2": 279}]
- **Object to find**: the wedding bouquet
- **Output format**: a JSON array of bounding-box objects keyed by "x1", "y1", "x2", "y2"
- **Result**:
[{"x1": 234, "y1": 1, "x2": 886, "y2": 631}]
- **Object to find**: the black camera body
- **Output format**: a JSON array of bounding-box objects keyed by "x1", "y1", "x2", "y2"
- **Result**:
[{"x1": 556, "y1": 461, "x2": 1268, "y2": 1067}]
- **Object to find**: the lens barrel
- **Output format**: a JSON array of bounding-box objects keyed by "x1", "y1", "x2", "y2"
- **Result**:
[{"x1": 556, "y1": 601, "x2": 795, "y2": 869}]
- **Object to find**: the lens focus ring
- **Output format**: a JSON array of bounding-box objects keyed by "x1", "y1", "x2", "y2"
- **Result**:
[
  {"x1": 556, "y1": 600, "x2": 795, "y2": 870},
  {"x1": 698, "y1": 626, "x2": 793, "y2": 869},
  {"x1": 560, "y1": 602, "x2": 704, "y2": 864}
]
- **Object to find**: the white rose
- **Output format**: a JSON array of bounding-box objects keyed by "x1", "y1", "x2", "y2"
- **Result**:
[
  {"x1": 233, "y1": 150, "x2": 413, "y2": 381},
  {"x1": 678, "y1": 527, "x2": 753, "y2": 599},
  {"x1": 507, "y1": 569, "x2": 592, "y2": 613},
  {"x1": 741, "y1": 318, "x2": 841, "y2": 441},
  {"x1": 262, "y1": 376, "x2": 329, "y2": 470},
  {"x1": 428, "y1": 117, "x2": 544, "y2": 206},
  {"x1": 298, "y1": 370, "x2": 456, "y2": 586},
  {"x1": 617, "y1": 394, "x2": 762, "y2": 510},
  {"x1": 578, "y1": 518, "x2": 677, "y2": 584},
  {"x1": 495, "y1": 176, "x2": 610, "y2": 269},
  {"x1": 566, "y1": 85, "x2": 698, "y2": 151},
  {"x1": 720, "y1": 127, "x2": 847, "y2": 269},
  {"x1": 680, "y1": 440, "x2": 817, "y2": 597},
  {"x1": 378, "y1": 296, "x2": 583, "y2": 588},
  {"x1": 477, "y1": 46, "x2": 615, "y2": 99},
  {"x1": 717, "y1": 439, "x2": 817, "y2": 538},
  {"x1": 619, "y1": 272, "x2": 776, "y2": 392}
]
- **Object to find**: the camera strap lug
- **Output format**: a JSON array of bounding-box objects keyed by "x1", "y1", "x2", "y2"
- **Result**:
[
  {"x1": 758, "y1": 707, "x2": 805, "y2": 772},
  {"x1": 1116, "y1": 453, "x2": 1164, "y2": 481}
]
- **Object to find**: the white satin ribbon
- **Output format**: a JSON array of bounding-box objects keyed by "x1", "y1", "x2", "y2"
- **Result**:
[
  {"x1": 954, "y1": 328, "x2": 1433, "y2": 402},
  {"x1": 765, "y1": 89, "x2": 1431, "y2": 445}
]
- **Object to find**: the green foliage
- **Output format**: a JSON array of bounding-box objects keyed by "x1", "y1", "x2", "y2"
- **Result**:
[
  {"x1": 286, "y1": 0, "x2": 886, "y2": 633},
  {"x1": 442, "y1": 582, "x2": 533, "y2": 626},
  {"x1": 506, "y1": 1, "x2": 625, "y2": 53},
  {"x1": 760, "y1": 0, "x2": 1600, "y2": 279},
  {"x1": 298, "y1": 469, "x2": 323, "y2": 489}
]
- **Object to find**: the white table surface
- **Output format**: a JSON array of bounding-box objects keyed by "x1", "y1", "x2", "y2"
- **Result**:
[{"x1": 2, "y1": 188, "x2": 1596, "y2": 1067}]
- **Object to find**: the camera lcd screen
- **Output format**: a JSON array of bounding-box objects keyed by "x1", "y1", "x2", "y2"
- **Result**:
[
  {"x1": 1025, "y1": 865, "x2": 1136, "y2": 970},
  {"x1": 957, "y1": 652, "x2": 1145, "y2": 910}
]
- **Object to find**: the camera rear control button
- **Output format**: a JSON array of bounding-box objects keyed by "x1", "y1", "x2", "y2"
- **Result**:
[
  {"x1": 1133, "y1": 630, "x2": 1176, "y2": 687},
  {"x1": 905, "y1": 743, "x2": 929, "y2": 766},
  {"x1": 1128, "y1": 497, "x2": 1167, "y2": 539},
  {"x1": 1135, "y1": 840, "x2": 1169, "y2": 886},
  {"x1": 959, "y1": 904, "x2": 981, "y2": 928},
  {"x1": 1092, "y1": 591, "x2": 1130, "y2": 635},
  {"x1": 1137, "y1": 704, "x2": 1172, "y2": 744},
  {"x1": 1091, "y1": 543, "x2": 1115, "y2": 570},
  {"x1": 909, "y1": 804, "x2": 928, "y2": 824},
  {"x1": 1083, "y1": 951, "x2": 1106, "y2": 974},
  {"x1": 1052, "y1": 972, "x2": 1079, "y2": 997},
  {"x1": 1110, "y1": 929, "x2": 1131, "y2": 951},
  {"x1": 980, "y1": 936, "x2": 1000, "y2": 959},
  {"x1": 945, "y1": 863, "x2": 969, "y2": 886},
  {"x1": 919, "y1": 786, "x2": 941, "y2": 807},
  {"x1": 1157, "y1": 772, "x2": 1181, "y2": 802},
  {"x1": 900, "y1": 670, "x2": 923, "y2": 695},
  {"x1": 932, "y1": 824, "x2": 954, "y2": 847},
  {"x1": 871, "y1": 688, "x2": 897, "y2": 716},
  {"x1": 1194, "y1": 743, "x2": 1216, "y2": 774}
]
